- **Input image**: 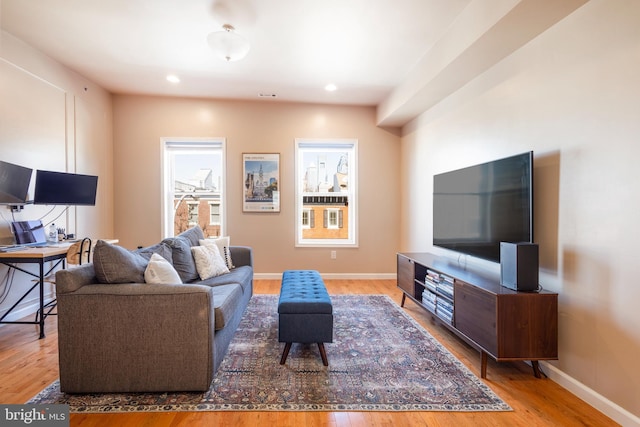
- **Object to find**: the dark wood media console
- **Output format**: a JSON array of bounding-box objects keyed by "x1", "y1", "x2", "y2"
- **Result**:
[{"x1": 397, "y1": 252, "x2": 558, "y2": 378}]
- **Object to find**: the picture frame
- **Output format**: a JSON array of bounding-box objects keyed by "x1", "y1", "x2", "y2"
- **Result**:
[{"x1": 243, "y1": 153, "x2": 280, "y2": 212}]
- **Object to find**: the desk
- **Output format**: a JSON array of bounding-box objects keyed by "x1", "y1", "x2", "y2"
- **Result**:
[
  {"x1": 0, "y1": 239, "x2": 117, "y2": 338},
  {"x1": 0, "y1": 245, "x2": 69, "y2": 338}
]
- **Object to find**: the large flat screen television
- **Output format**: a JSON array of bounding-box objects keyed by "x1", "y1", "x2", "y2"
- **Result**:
[
  {"x1": 34, "y1": 170, "x2": 98, "y2": 206},
  {"x1": 0, "y1": 160, "x2": 33, "y2": 205},
  {"x1": 433, "y1": 151, "x2": 533, "y2": 263}
]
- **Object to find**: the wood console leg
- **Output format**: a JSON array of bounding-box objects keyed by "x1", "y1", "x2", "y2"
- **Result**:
[
  {"x1": 480, "y1": 351, "x2": 488, "y2": 379},
  {"x1": 531, "y1": 360, "x2": 542, "y2": 378},
  {"x1": 401, "y1": 293, "x2": 406, "y2": 307},
  {"x1": 318, "y1": 343, "x2": 329, "y2": 366},
  {"x1": 280, "y1": 342, "x2": 292, "y2": 365}
]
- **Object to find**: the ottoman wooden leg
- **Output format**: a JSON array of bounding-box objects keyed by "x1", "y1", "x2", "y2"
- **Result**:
[
  {"x1": 318, "y1": 343, "x2": 328, "y2": 366},
  {"x1": 280, "y1": 342, "x2": 292, "y2": 365}
]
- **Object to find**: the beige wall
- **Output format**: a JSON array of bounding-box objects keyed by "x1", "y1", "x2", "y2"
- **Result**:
[
  {"x1": 399, "y1": 0, "x2": 640, "y2": 420},
  {"x1": 113, "y1": 95, "x2": 400, "y2": 276},
  {"x1": 0, "y1": 31, "x2": 114, "y2": 318}
]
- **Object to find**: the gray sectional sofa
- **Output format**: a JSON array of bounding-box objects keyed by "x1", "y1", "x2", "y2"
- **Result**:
[{"x1": 55, "y1": 226, "x2": 253, "y2": 393}]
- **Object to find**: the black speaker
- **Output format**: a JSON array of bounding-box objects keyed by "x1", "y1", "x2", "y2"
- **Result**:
[{"x1": 500, "y1": 242, "x2": 539, "y2": 291}]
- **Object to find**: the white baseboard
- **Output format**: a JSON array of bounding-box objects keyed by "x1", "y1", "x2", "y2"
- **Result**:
[
  {"x1": 540, "y1": 362, "x2": 640, "y2": 427},
  {"x1": 254, "y1": 272, "x2": 397, "y2": 280},
  {"x1": 0, "y1": 292, "x2": 55, "y2": 326},
  {"x1": 0, "y1": 300, "x2": 42, "y2": 324}
]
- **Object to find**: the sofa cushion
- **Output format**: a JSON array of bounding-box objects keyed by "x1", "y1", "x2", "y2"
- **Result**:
[
  {"x1": 93, "y1": 240, "x2": 148, "y2": 284},
  {"x1": 135, "y1": 242, "x2": 173, "y2": 263},
  {"x1": 177, "y1": 225, "x2": 205, "y2": 247},
  {"x1": 211, "y1": 284, "x2": 243, "y2": 331},
  {"x1": 144, "y1": 253, "x2": 182, "y2": 285},
  {"x1": 191, "y1": 244, "x2": 229, "y2": 280},
  {"x1": 198, "y1": 265, "x2": 253, "y2": 294},
  {"x1": 200, "y1": 237, "x2": 234, "y2": 270},
  {"x1": 161, "y1": 236, "x2": 199, "y2": 283}
]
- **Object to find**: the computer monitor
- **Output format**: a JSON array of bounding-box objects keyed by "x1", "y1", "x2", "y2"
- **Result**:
[
  {"x1": 33, "y1": 170, "x2": 98, "y2": 206},
  {"x1": 0, "y1": 161, "x2": 33, "y2": 204}
]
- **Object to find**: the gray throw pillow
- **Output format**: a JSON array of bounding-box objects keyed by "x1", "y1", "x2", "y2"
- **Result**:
[
  {"x1": 176, "y1": 225, "x2": 205, "y2": 247},
  {"x1": 135, "y1": 242, "x2": 173, "y2": 263},
  {"x1": 161, "y1": 236, "x2": 199, "y2": 283},
  {"x1": 93, "y1": 240, "x2": 148, "y2": 284}
]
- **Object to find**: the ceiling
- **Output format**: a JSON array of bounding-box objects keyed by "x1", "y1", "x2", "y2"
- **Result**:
[
  {"x1": 1, "y1": 0, "x2": 589, "y2": 126},
  {"x1": 0, "y1": 0, "x2": 471, "y2": 106}
]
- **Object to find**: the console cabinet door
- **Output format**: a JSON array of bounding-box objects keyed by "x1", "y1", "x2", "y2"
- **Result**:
[
  {"x1": 497, "y1": 294, "x2": 559, "y2": 359},
  {"x1": 397, "y1": 255, "x2": 415, "y2": 296},
  {"x1": 454, "y1": 280, "x2": 497, "y2": 355}
]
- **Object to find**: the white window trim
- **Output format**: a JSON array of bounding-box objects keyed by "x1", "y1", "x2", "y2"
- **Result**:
[
  {"x1": 160, "y1": 137, "x2": 226, "y2": 238},
  {"x1": 295, "y1": 138, "x2": 358, "y2": 247}
]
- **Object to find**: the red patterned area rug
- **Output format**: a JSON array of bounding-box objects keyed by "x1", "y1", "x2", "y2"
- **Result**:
[{"x1": 29, "y1": 294, "x2": 511, "y2": 412}]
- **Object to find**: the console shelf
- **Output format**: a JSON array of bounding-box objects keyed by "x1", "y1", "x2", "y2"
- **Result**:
[{"x1": 397, "y1": 252, "x2": 558, "y2": 378}]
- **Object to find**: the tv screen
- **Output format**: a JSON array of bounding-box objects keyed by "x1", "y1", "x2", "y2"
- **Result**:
[
  {"x1": 433, "y1": 152, "x2": 533, "y2": 263},
  {"x1": 0, "y1": 160, "x2": 33, "y2": 204},
  {"x1": 34, "y1": 170, "x2": 98, "y2": 206}
]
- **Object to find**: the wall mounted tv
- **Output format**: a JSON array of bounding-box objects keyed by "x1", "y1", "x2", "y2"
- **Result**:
[
  {"x1": 34, "y1": 170, "x2": 98, "y2": 206},
  {"x1": 0, "y1": 160, "x2": 33, "y2": 205},
  {"x1": 433, "y1": 151, "x2": 533, "y2": 263}
]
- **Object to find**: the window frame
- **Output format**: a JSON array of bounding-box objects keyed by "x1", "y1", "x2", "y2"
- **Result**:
[
  {"x1": 325, "y1": 208, "x2": 340, "y2": 229},
  {"x1": 295, "y1": 138, "x2": 358, "y2": 247},
  {"x1": 186, "y1": 200, "x2": 199, "y2": 226},
  {"x1": 161, "y1": 138, "x2": 226, "y2": 238},
  {"x1": 208, "y1": 201, "x2": 221, "y2": 226},
  {"x1": 301, "y1": 208, "x2": 312, "y2": 229}
]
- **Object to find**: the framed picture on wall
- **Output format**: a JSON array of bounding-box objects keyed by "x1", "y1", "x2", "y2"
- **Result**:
[{"x1": 243, "y1": 153, "x2": 280, "y2": 212}]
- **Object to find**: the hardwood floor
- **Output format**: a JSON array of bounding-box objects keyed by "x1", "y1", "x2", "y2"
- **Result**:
[{"x1": 0, "y1": 279, "x2": 616, "y2": 426}]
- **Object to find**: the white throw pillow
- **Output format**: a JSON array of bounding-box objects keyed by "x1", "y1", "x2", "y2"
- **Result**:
[
  {"x1": 200, "y1": 236, "x2": 234, "y2": 269},
  {"x1": 144, "y1": 253, "x2": 182, "y2": 284},
  {"x1": 191, "y1": 244, "x2": 229, "y2": 280}
]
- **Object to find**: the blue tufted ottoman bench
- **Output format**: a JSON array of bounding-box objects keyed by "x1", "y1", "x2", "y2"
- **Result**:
[{"x1": 278, "y1": 270, "x2": 333, "y2": 366}]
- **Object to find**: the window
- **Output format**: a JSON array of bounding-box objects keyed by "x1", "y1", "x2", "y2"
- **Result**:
[
  {"x1": 209, "y1": 202, "x2": 221, "y2": 225},
  {"x1": 162, "y1": 138, "x2": 225, "y2": 238},
  {"x1": 187, "y1": 201, "x2": 199, "y2": 226},
  {"x1": 301, "y1": 209, "x2": 312, "y2": 229},
  {"x1": 325, "y1": 208, "x2": 341, "y2": 229},
  {"x1": 295, "y1": 139, "x2": 357, "y2": 247}
]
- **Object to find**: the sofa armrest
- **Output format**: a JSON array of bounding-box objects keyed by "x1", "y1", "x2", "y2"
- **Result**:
[
  {"x1": 230, "y1": 246, "x2": 253, "y2": 268},
  {"x1": 56, "y1": 264, "x2": 97, "y2": 294},
  {"x1": 57, "y1": 281, "x2": 215, "y2": 393}
]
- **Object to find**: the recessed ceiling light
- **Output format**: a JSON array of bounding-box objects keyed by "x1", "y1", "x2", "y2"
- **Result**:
[
  {"x1": 166, "y1": 75, "x2": 180, "y2": 84},
  {"x1": 325, "y1": 83, "x2": 337, "y2": 92}
]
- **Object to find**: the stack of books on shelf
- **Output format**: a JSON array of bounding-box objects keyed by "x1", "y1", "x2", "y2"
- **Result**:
[
  {"x1": 436, "y1": 274, "x2": 454, "y2": 300},
  {"x1": 421, "y1": 289, "x2": 437, "y2": 312},
  {"x1": 422, "y1": 269, "x2": 455, "y2": 324},
  {"x1": 436, "y1": 297, "x2": 454, "y2": 324},
  {"x1": 424, "y1": 269, "x2": 440, "y2": 293}
]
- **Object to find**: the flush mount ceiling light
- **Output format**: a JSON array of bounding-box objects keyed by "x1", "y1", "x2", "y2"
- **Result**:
[{"x1": 207, "y1": 24, "x2": 250, "y2": 62}]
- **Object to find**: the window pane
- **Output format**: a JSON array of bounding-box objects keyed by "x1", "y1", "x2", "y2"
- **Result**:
[
  {"x1": 295, "y1": 139, "x2": 357, "y2": 247},
  {"x1": 209, "y1": 202, "x2": 221, "y2": 225},
  {"x1": 163, "y1": 139, "x2": 225, "y2": 238}
]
